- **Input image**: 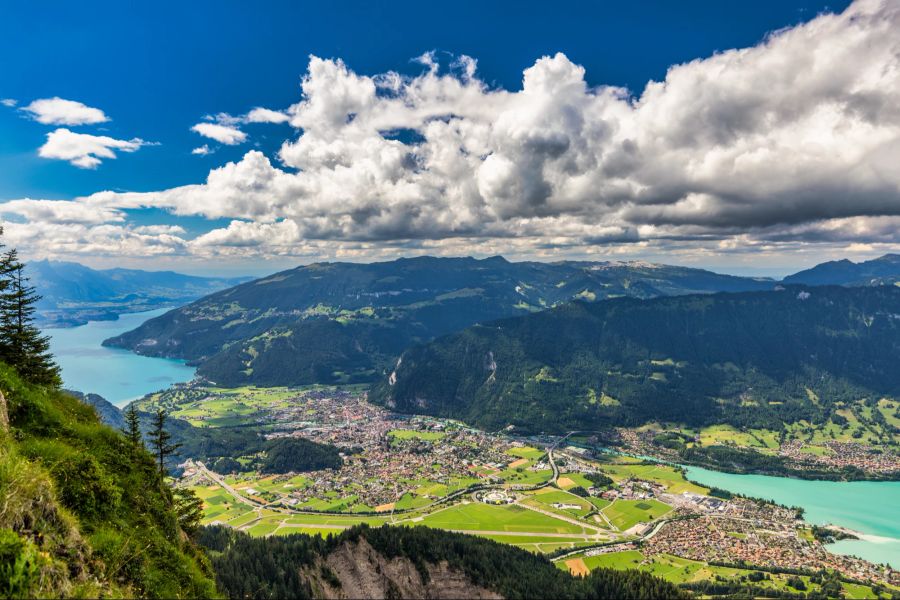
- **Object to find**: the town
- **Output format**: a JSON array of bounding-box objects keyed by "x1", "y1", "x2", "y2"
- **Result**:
[{"x1": 148, "y1": 383, "x2": 900, "y2": 595}]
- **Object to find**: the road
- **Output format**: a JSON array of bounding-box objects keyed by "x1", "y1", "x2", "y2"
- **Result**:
[
  {"x1": 546, "y1": 431, "x2": 577, "y2": 485},
  {"x1": 512, "y1": 500, "x2": 606, "y2": 538},
  {"x1": 196, "y1": 461, "x2": 266, "y2": 508},
  {"x1": 192, "y1": 431, "x2": 642, "y2": 547}
]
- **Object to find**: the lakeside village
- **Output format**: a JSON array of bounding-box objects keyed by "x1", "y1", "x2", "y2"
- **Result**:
[
  {"x1": 617, "y1": 428, "x2": 900, "y2": 476},
  {"x1": 173, "y1": 386, "x2": 898, "y2": 587}
]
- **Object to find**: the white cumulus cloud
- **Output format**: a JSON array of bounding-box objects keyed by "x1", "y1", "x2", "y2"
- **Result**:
[
  {"x1": 190, "y1": 122, "x2": 247, "y2": 145},
  {"x1": 3, "y1": 0, "x2": 900, "y2": 266},
  {"x1": 22, "y1": 97, "x2": 109, "y2": 125},
  {"x1": 245, "y1": 107, "x2": 290, "y2": 124},
  {"x1": 38, "y1": 128, "x2": 148, "y2": 168}
]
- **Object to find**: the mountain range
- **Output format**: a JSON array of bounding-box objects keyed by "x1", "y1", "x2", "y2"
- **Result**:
[
  {"x1": 30, "y1": 260, "x2": 250, "y2": 327},
  {"x1": 103, "y1": 254, "x2": 900, "y2": 390},
  {"x1": 102, "y1": 256, "x2": 776, "y2": 387},
  {"x1": 783, "y1": 253, "x2": 900, "y2": 287},
  {"x1": 371, "y1": 285, "x2": 900, "y2": 433}
]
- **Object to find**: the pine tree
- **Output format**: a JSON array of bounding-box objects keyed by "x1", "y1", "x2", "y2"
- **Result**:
[
  {"x1": 122, "y1": 403, "x2": 143, "y2": 448},
  {"x1": 0, "y1": 249, "x2": 60, "y2": 386},
  {"x1": 173, "y1": 487, "x2": 204, "y2": 536},
  {"x1": 148, "y1": 408, "x2": 181, "y2": 477}
]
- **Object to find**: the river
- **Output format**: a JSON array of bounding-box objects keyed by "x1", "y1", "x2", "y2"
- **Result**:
[
  {"x1": 47, "y1": 308, "x2": 196, "y2": 406},
  {"x1": 685, "y1": 465, "x2": 900, "y2": 569}
]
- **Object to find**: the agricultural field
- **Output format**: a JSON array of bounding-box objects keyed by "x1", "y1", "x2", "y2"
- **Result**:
[
  {"x1": 696, "y1": 424, "x2": 778, "y2": 449},
  {"x1": 522, "y1": 488, "x2": 595, "y2": 519},
  {"x1": 478, "y1": 534, "x2": 596, "y2": 554},
  {"x1": 195, "y1": 484, "x2": 255, "y2": 525},
  {"x1": 601, "y1": 499, "x2": 672, "y2": 531},
  {"x1": 203, "y1": 469, "x2": 485, "y2": 516},
  {"x1": 579, "y1": 549, "x2": 645, "y2": 571},
  {"x1": 555, "y1": 471, "x2": 595, "y2": 490},
  {"x1": 496, "y1": 446, "x2": 553, "y2": 486},
  {"x1": 506, "y1": 446, "x2": 546, "y2": 460},
  {"x1": 388, "y1": 428, "x2": 446, "y2": 441},
  {"x1": 598, "y1": 462, "x2": 707, "y2": 495},
  {"x1": 418, "y1": 501, "x2": 592, "y2": 535},
  {"x1": 631, "y1": 397, "x2": 899, "y2": 458}
]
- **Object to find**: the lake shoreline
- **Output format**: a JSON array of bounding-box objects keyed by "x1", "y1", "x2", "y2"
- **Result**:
[
  {"x1": 674, "y1": 455, "x2": 900, "y2": 483},
  {"x1": 684, "y1": 465, "x2": 900, "y2": 569},
  {"x1": 47, "y1": 307, "x2": 197, "y2": 407}
]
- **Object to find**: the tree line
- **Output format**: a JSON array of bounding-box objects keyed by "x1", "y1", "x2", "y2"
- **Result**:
[
  {"x1": 198, "y1": 523, "x2": 689, "y2": 599},
  {"x1": 0, "y1": 230, "x2": 60, "y2": 386}
]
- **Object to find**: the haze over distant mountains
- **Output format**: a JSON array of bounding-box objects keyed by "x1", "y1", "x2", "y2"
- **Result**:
[
  {"x1": 30, "y1": 260, "x2": 251, "y2": 327},
  {"x1": 34, "y1": 253, "x2": 900, "y2": 393},
  {"x1": 783, "y1": 254, "x2": 900, "y2": 287}
]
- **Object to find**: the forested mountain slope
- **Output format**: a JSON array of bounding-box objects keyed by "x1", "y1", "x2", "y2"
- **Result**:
[
  {"x1": 105, "y1": 256, "x2": 772, "y2": 387},
  {"x1": 200, "y1": 524, "x2": 686, "y2": 599},
  {"x1": 371, "y1": 286, "x2": 900, "y2": 433}
]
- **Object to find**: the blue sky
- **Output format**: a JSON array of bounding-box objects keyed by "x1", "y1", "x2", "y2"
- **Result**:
[
  {"x1": 1, "y1": 0, "x2": 846, "y2": 201},
  {"x1": 4, "y1": 0, "x2": 899, "y2": 277}
]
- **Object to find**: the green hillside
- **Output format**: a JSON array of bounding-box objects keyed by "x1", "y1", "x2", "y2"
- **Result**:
[
  {"x1": 104, "y1": 256, "x2": 772, "y2": 387},
  {"x1": 0, "y1": 364, "x2": 217, "y2": 598},
  {"x1": 372, "y1": 286, "x2": 900, "y2": 434}
]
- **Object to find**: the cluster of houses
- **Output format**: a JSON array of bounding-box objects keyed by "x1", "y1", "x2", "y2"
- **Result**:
[
  {"x1": 779, "y1": 440, "x2": 900, "y2": 475},
  {"x1": 645, "y1": 511, "x2": 898, "y2": 587},
  {"x1": 227, "y1": 391, "x2": 525, "y2": 510}
]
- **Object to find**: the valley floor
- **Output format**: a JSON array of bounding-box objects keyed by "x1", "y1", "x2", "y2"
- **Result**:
[{"x1": 134, "y1": 384, "x2": 900, "y2": 598}]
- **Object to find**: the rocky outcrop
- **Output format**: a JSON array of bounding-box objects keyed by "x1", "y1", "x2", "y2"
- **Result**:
[{"x1": 308, "y1": 538, "x2": 501, "y2": 600}]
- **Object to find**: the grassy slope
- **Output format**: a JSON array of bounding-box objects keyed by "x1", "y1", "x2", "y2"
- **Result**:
[{"x1": 0, "y1": 363, "x2": 218, "y2": 598}]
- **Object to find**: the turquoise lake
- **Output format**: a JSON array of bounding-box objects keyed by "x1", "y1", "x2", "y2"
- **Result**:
[
  {"x1": 47, "y1": 308, "x2": 196, "y2": 406},
  {"x1": 685, "y1": 465, "x2": 900, "y2": 568}
]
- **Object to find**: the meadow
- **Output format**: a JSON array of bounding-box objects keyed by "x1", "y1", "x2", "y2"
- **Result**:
[
  {"x1": 601, "y1": 499, "x2": 672, "y2": 531},
  {"x1": 418, "y1": 501, "x2": 591, "y2": 535}
]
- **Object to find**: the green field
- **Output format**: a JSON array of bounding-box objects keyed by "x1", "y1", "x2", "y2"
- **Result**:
[
  {"x1": 506, "y1": 446, "x2": 546, "y2": 460},
  {"x1": 225, "y1": 511, "x2": 261, "y2": 528},
  {"x1": 523, "y1": 489, "x2": 594, "y2": 518},
  {"x1": 282, "y1": 514, "x2": 390, "y2": 527},
  {"x1": 419, "y1": 502, "x2": 589, "y2": 534},
  {"x1": 697, "y1": 424, "x2": 768, "y2": 448},
  {"x1": 246, "y1": 521, "x2": 280, "y2": 536},
  {"x1": 600, "y1": 463, "x2": 707, "y2": 495},
  {"x1": 582, "y1": 549, "x2": 645, "y2": 570},
  {"x1": 478, "y1": 533, "x2": 594, "y2": 553},
  {"x1": 556, "y1": 472, "x2": 596, "y2": 490},
  {"x1": 498, "y1": 467, "x2": 554, "y2": 486},
  {"x1": 601, "y1": 499, "x2": 672, "y2": 531},
  {"x1": 388, "y1": 429, "x2": 446, "y2": 441}
]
